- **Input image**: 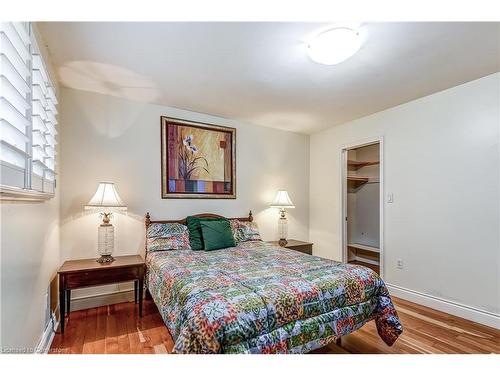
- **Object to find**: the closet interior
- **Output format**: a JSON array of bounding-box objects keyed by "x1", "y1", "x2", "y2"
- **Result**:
[{"x1": 346, "y1": 143, "x2": 380, "y2": 274}]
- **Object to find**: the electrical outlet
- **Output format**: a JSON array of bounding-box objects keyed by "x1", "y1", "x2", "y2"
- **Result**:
[{"x1": 397, "y1": 259, "x2": 404, "y2": 269}]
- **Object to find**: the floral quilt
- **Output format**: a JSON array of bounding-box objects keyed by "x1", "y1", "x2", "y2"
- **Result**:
[{"x1": 146, "y1": 241, "x2": 402, "y2": 353}]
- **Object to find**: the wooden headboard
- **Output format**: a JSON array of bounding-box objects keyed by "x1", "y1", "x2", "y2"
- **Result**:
[{"x1": 144, "y1": 210, "x2": 253, "y2": 253}]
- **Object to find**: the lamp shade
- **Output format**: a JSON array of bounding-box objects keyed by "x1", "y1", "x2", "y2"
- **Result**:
[
  {"x1": 85, "y1": 182, "x2": 127, "y2": 210},
  {"x1": 270, "y1": 190, "x2": 295, "y2": 208}
]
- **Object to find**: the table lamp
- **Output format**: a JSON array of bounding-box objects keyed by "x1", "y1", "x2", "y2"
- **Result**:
[
  {"x1": 270, "y1": 189, "x2": 295, "y2": 246},
  {"x1": 84, "y1": 182, "x2": 127, "y2": 263}
]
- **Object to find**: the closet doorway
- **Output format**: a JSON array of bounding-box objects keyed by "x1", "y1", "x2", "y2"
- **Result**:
[{"x1": 341, "y1": 139, "x2": 383, "y2": 276}]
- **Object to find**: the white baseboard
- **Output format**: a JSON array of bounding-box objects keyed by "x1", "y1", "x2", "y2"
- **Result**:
[
  {"x1": 70, "y1": 289, "x2": 135, "y2": 312},
  {"x1": 35, "y1": 309, "x2": 59, "y2": 354},
  {"x1": 387, "y1": 283, "x2": 500, "y2": 330}
]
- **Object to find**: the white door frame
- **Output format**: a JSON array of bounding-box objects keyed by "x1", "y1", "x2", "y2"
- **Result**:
[{"x1": 340, "y1": 136, "x2": 385, "y2": 278}]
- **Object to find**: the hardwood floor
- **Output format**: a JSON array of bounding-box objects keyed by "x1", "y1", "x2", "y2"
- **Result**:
[{"x1": 50, "y1": 297, "x2": 500, "y2": 354}]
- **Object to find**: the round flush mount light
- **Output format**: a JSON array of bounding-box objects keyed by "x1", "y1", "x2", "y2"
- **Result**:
[{"x1": 307, "y1": 27, "x2": 362, "y2": 65}]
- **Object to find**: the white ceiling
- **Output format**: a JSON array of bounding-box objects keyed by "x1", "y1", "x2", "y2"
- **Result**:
[{"x1": 38, "y1": 22, "x2": 500, "y2": 134}]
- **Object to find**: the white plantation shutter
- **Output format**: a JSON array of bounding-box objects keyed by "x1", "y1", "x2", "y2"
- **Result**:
[
  {"x1": 0, "y1": 22, "x2": 58, "y2": 197},
  {"x1": 0, "y1": 22, "x2": 31, "y2": 188},
  {"x1": 31, "y1": 37, "x2": 58, "y2": 194}
]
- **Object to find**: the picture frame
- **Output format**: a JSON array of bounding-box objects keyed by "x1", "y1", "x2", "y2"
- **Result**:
[{"x1": 160, "y1": 116, "x2": 236, "y2": 199}]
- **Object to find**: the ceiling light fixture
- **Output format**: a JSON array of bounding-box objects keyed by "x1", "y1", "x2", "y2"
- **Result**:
[{"x1": 307, "y1": 27, "x2": 362, "y2": 65}]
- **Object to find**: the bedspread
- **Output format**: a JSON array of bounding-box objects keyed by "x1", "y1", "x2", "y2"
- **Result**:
[{"x1": 146, "y1": 241, "x2": 402, "y2": 353}]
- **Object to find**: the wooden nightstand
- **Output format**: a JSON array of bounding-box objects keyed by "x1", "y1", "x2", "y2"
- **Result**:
[
  {"x1": 58, "y1": 255, "x2": 145, "y2": 334},
  {"x1": 268, "y1": 239, "x2": 313, "y2": 255}
]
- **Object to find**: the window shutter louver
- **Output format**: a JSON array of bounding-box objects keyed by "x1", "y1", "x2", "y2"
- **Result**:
[{"x1": 31, "y1": 34, "x2": 58, "y2": 194}]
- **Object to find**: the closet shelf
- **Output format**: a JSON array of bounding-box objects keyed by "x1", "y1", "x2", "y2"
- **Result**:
[
  {"x1": 348, "y1": 160, "x2": 380, "y2": 170},
  {"x1": 347, "y1": 175, "x2": 379, "y2": 188},
  {"x1": 347, "y1": 176, "x2": 369, "y2": 188},
  {"x1": 347, "y1": 243, "x2": 380, "y2": 254}
]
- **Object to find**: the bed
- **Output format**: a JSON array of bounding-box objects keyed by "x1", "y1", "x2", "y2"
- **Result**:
[{"x1": 144, "y1": 212, "x2": 402, "y2": 354}]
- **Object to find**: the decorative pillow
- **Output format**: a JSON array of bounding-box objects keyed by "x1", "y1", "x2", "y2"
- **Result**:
[
  {"x1": 230, "y1": 219, "x2": 262, "y2": 243},
  {"x1": 186, "y1": 216, "x2": 225, "y2": 250},
  {"x1": 200, "y1": 219, "x2": 236, "y2": 251},
  {"x1": 146, "y1": 223, "x2": 191, "y2": 252}
]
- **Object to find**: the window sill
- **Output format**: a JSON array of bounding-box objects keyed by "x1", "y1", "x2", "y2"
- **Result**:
[{"x1": 0, "y1": 185, "x2": 54, "y2": 202}]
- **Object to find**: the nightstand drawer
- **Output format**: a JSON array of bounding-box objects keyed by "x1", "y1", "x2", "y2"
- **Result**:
[{"x1": 66, "y1": 267, "x2": 140, "y2": 288}]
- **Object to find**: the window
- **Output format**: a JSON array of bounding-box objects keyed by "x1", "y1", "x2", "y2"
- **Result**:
[{"x1": 0, "y1": 22, "x2": 58, "y2": 200}]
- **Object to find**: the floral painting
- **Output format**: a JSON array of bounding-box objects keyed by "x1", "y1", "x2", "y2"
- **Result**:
[{"x1": 161, "y1": 116, "x2": 236, "y2": 198}]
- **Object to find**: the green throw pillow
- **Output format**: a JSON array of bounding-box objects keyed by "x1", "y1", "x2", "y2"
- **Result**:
[
  {"x1": 186, "y1": 216, "x2": 224, "y2": 250},
  {"x1": 200, "y1": 219, "x2": 236, "y2": 251}
]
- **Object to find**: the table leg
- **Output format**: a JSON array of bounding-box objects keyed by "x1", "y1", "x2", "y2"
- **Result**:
[
  {"x1": 59, "y1": 280, "x2": 65, "y2": 334},
  {"x1": 66, "y1": 289, "x2": 71, "y2": 316},
  {"x1": 134, "y1": 280, "x2": 139, "y2": 304},
  {"x1": 138, "y1": 277, "x2": 143, "y2": 317}
]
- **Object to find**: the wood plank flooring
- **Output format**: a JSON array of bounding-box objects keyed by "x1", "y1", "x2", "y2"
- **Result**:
[{"x1": 50, "y1": 297, "x2": 499, "y2": 354}]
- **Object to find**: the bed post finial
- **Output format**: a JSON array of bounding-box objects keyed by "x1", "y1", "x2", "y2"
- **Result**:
[
  {"x1": 248, "y1": 210, "x2": 253, "y2": 222},
  {"x1": 145, "y1": 212, "x2": 151, "y2": 228}
]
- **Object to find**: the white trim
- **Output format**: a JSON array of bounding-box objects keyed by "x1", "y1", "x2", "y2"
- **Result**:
[
  {"x1": 340, "y1": 136, "x2": 385, "y2": 278},
  {"x1": 35, "y1": 309, "x2": 59, "y2": 354},
  {"x1": 352, "y1": 256, "x2": 380, "y2": 266},
  {"x1": 347, "y1": 243, "x2": 380, "y2": 253},
  {"x1": 340, "y1": 148, "x2": 348, "y2": 264},
  {"x1": 70, "y1": 289, "x2": 135, "y2": 312},
  {"x1": 387, "y1": 283, "x2": 500, "y2": 329},
  {"x1": 0, "y1": 184, "x2": 54, "y2": 201}
]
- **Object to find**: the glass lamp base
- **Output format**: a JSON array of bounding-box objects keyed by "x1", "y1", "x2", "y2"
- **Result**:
[
  {"x1": 97, "y1": 223, "x2": 115, "y2": 263},
  {"x1": 278, "y1": 213, "x2": 288, "y2": 246},
  {"x1": 96, "y1": 254, "x2": 115, "y2": 264},
  {"x1": 279, "y1": 238, "x2": 288, "y2": 246}
]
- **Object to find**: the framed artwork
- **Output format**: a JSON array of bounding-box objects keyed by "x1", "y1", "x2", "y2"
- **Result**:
[{"x1": 161, "y1": 116, "x2": 236, "y2": 199}]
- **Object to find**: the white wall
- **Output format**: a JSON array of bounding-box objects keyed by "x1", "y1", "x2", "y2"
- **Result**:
[
  {"x1": 0, "y1": 197, "x2": 60, "y2": 351},
  {"x1": 353, "y1": 183, "x2": 380, "y2": 247},
  {"x1": 59, "y1": 88, "x2": 310, "y2": 303},
  {"x1": 310, "y1": 73, "x2": 500, "y2": 317}
]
